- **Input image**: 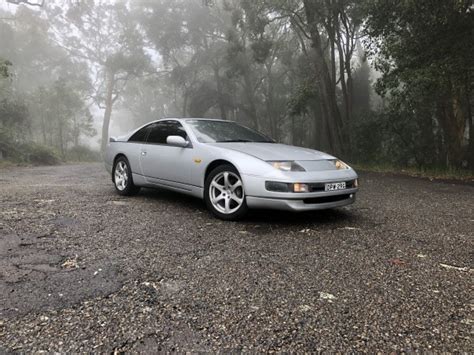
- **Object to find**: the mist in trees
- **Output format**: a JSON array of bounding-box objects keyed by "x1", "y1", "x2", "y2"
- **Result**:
[{"x1": 0, "y1": 0, "x2": 472, "y2": 170}]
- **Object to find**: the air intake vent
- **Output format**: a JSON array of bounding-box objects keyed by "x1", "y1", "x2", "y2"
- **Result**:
[{"x1": 303, "y1": 194, "x2": 351, "y2": 204}]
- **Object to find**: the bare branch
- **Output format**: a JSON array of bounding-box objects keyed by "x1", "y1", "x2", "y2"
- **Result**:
[{"x1": 6, "y1": 0, "x2": 44, "y2": 7}]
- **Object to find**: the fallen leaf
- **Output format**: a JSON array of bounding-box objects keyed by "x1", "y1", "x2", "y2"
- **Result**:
[
  {"x1": 61, "y1": 257, "x2": 79, "y2": 269},
  {"x1": 319, "y1": 292, "x2": 336, "y2": 301},
  {"x1": 339, "y1": 226, "x2": 360, "y2": 230},
  {"x1": 389, "y1": 258, "x2": 406, "y2": 266},
  {"x1": 299, "y1": 305, "x2": 312, "y2": 312}
]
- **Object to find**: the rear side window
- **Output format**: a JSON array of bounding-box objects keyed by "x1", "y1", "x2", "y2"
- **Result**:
[
  {"x1": 128, "y1": 126, "x2": 150, "y2": 142},
  {"x1": 147, "y1": 121, "x2": 187, "y2": 144}
]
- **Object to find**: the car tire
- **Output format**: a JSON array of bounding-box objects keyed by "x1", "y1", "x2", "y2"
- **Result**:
[
  {"x1": 113, "y1": 156, "x2": 141, "y2": 196},
  {"x1": 204, "y1": 164, "x2": 248, "y2": 220}
]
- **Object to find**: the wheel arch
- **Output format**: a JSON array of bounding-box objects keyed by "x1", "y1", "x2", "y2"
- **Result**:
[
  {"x1": 204, "y1": 159, "x2": 239, "y2": 184},
  {"x1": 112, "y1": 153, "x2": 127, "y2": 180}
]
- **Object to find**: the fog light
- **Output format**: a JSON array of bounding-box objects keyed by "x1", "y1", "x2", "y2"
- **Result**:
[
  {"x1": 265, "y1": 181, "x2": 291, "y2": 192},
  {"x1": 293, "y1": 183, "x2": 309, "y2": 193}
]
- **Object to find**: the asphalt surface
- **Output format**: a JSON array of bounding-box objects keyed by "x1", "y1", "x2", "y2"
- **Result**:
[{"x1": 0, "y1": 163, "x2": 472, "y2": 352}]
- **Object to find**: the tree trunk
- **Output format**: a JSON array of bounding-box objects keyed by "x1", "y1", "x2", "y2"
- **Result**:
[
  {"x1": 336, "y1": 39, "x2": 348, "y2": 121},
  {"x1": 73, "y1": 114, "x2": 79, "y2": 147},
  {"x1": 182, "y1": 90, "x2": 188, "y2": 117},
  {"x1": 40, "y1": 108, "x2": 47, "y2": 145},
  {"x1": 213, "y1": 65, "x2": 227, "y2": 120},
  {"x1": 303, "y1": 0, "x2": 344, "y2": 156},
  {"x1": 265, "y1": 63, "x2": 278, "y2": 140},
  {"x1": 291, "y1": 115, "x2": 296, "y2": 145},
  {"x1": 58, "y1": 118, "x2": 64, "y2": 158},
  {"x1": 437, "y1": 85, "x2": 467, "y2": 168},
  {"x1": 101, "y1": 70, "x2": 116, "y2": 154},
  {"x1": 466, "y1": 81, "x2": 473, "y2": 168},
  {"x1": 243, "y1": 73, "x2": 259, "y2": 130}
]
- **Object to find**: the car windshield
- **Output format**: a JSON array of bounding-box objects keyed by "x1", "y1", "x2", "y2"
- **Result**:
[{"x1": 186, "y1": 120, "x2": 274, "y2": 143}]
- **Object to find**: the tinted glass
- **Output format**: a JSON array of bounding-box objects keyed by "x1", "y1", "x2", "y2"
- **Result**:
[
  {"x1": 186, "y1": 120, "x2": 273, "y2": 143},
  {"x1": 147, "y1": 121, "x2": 187, "y2": 144},
  {"x1": 128, "y1": 125, "x2": 149, "y2": 142}
]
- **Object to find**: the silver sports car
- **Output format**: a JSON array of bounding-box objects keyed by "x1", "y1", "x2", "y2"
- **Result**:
[{"x1": 105, "y1": 118, "x2": 358, "y2": 220}]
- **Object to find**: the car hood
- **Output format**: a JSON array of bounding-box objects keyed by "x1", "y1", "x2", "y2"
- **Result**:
[{"x1": 208, "y1": 142, "x2": 335, "y2": 161}]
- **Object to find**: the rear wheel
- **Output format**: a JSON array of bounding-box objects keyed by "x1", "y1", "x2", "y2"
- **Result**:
[
  {"x1": 204, "y1": 164, "x2": 248, "y2": 220},
  {"x1": 113, "y1": 156, "x2": 140, "y2": 196}
]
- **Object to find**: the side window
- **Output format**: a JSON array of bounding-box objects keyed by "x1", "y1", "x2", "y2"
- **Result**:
[
  {"x1": 147, "y1": 122, "x2": 169, "y2": 144},
  {"x1": 167, "y1": 121, "x2": 188, "y2": 140},
  {"x1": 128, "y1": 125, "x2": 150, "y2": 142},
  {"x1": 147, "y1": 121, "x2": 188, "y2": 144}
]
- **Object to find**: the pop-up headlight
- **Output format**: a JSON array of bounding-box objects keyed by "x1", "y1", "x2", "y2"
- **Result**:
[
  {"x1": 330, "y1": 159, "x2": 350, "y2": 170},
  {"x1": 268, "y1": 161, "x2": 305, "y2": 172}
]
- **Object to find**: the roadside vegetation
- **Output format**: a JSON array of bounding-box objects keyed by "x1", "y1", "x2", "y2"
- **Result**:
[
  {"x1": 0, "y1": 0, "x2": 472, "y2": 176},
  {"x1": 354, "y1": 163, "x2": 474, "y2": 183}
]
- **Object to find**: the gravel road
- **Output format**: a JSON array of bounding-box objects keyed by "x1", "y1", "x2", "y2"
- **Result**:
[{"x1": 0, "y1": 163, "x2": 472, "y2": 352}]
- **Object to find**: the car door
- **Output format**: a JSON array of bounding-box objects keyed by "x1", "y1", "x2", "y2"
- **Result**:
[
  {"x1": 127, "y1": 124, "x2": 152, "y2": 176},
  {"x1": 140, "y1": 120, "x2": 194, "y2": 189}
]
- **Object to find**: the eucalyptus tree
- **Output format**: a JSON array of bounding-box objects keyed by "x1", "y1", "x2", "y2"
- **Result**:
[
  {"x1": 364, "y1": 0, "x2": 474, "y2": 168},
  {"x1": 257, "y1": 0, "x2": 365, "y2": 156},
  {"x1": 0, "y1": 5, "x2": 95, "y2": 153},
  {"x1": 228, "y1": 0, "x2": 298, "y2": 140},
  {"x1": 0, "y1": 6, "x2": 66, "y2": 92},
  {"x1": 47, "y1": 0, "x2": 150, "y2": 152},
  {"x1": 0, "y1": 56, "x2": 29, "y2": 160},
  {"x1": 138, "y1": 0, "x2": 233, "y2": 119}
]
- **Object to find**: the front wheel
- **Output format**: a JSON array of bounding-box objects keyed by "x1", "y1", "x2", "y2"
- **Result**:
[
  {"x1": 113, "y1": 156, "x2": 140, "y2": 196},
  {"x1": 204, "y1": 164, "x2": 248, "y2": 220}
]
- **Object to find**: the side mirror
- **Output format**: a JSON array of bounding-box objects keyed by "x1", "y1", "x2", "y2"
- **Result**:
[{"x1": 166, "y1": 135, "x2": 188, "y2": 147}]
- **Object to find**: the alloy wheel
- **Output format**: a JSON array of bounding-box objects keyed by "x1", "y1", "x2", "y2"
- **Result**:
[
  {"x1": 209, "y1": 171, "x2": 244, "y2": 214},
  {"x1": 114, "y1": 161, "x2": 129, "y2": 191}
]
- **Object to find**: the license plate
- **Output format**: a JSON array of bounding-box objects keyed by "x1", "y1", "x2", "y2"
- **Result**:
[{"x1": 325, "y1": 182, "x2": 346, "y2": 191}]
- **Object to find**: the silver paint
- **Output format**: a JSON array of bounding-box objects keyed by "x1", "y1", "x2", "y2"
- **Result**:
[{"x1": 105, "y1": 118, "x2": 359, "y2": 211}]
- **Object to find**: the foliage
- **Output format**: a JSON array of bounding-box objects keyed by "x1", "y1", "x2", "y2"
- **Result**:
[
  {"x1": 24, "y1": 143, "x2": 60, "y2": 165},
  {"x1": 0, "y1": 128, "x2": 59, "y2": 165},
  {"x1": 364, "y1": 0, "x2": 474, "y2": 168},
  {"x1": 47, "y1": 0, "x2": 150, "y2": 152},
  {"x1": 0, "y1": 7, "x2": 97, "y2": 164},
  {"x1": 0, "y1": 58, "x2": 12, "y2": 78},
  {"x1": 0, "y1": 0, "x2": 472, "y2": 172},
  {"x1": 65, "y1": 145, "x2": 100, "y2": 162}
]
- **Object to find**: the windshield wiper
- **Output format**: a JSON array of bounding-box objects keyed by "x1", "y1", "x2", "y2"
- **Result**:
[
  {"x1": 215, "y1": 139, "x2": 275, "y2": 143},
  {"x1": 216, "y1": 139, "x2": 253, "y2": 143}
]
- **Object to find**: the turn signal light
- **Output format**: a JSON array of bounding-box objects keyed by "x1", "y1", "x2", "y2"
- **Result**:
[
  {"x1": 293, "y1": 183, "x2": 309, "y2": 193},
  {"x1": 265, "y1": 181, "x2": 310, "y2": 193}
]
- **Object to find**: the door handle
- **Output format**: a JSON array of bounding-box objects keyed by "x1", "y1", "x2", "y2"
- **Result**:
[{"x1": 141, "y1": 151, "x2": 147, "y2": 156}]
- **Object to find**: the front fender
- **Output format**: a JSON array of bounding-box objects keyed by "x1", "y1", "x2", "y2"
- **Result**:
[{"x1": 196, "y1": 144, "x2": 290, "y2": 187}]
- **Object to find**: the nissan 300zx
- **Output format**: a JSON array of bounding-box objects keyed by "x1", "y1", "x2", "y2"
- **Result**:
[{"x1": 105, "y1": 118, "x2": 358, "y2": 220}]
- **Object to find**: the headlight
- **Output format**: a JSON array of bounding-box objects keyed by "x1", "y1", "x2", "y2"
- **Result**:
[
  {"x1": 268, "y1": 161, "x2": 306, "y2": 172},
  {"x1": 330, "y1": 159, "x2": 350, "y2": 170}
]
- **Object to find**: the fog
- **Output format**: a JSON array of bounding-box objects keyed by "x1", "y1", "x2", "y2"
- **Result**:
[{"x1": 0, "y1": 0, "x2": 472, "y2": 169}]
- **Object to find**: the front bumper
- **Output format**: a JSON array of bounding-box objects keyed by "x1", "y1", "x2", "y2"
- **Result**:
[
  {"x1": 246, "y1": 190, "x2": 357, "y2": 211},
  {"x1": 242, "y1": 170, "x2": 358, "y2": 211}
]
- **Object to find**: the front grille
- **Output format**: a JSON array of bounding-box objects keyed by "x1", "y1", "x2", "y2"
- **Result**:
[
  {"x1": 303, "y1": 194, "x2": 351, "y2": 204},
  {"x1": 309, "y1": 180, "x2": 356, "y2": 192}
]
